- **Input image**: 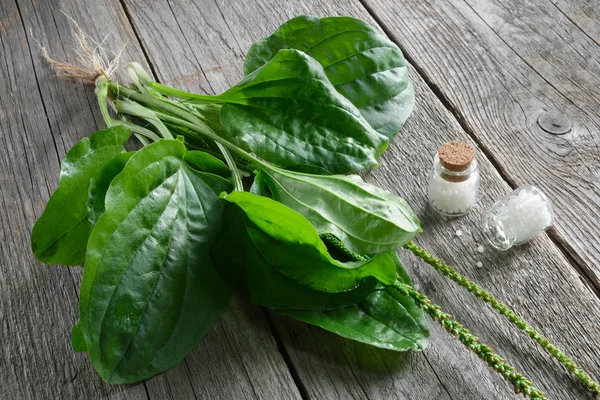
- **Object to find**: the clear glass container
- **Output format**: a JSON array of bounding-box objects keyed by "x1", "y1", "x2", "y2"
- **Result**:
[
  {"x1": 482, "y1": 185, "x2": 554, "y2": 251},
  {"x1": 428, "y1": 154, "x2": 479, "y2": 216}
]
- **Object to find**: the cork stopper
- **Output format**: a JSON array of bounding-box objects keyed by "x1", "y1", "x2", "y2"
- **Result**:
[
  {"x1": 437, "y1": 141, "x2": 475, "y2": 182},
  {"x1": 438, "y1": 141, "x2": 474, "y2": 171}
]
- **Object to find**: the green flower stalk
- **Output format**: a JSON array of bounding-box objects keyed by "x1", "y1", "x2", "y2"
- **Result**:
[
  {"x1": 394, "y1": 283, "x2": 548, "y2": 399},
  {"x1": 404, "y1": 242, "x2": 600, "y2": 397}
]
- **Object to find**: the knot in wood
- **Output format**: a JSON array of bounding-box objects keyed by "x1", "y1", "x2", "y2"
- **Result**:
[{"x1": 537, "y1": 111, "x2": 571, "y2": 135}]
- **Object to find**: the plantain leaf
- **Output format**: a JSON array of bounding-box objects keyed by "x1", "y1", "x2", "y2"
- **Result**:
[
  {"x1": 213, "y1": 198, "x2": 379, "y2": 310},
  {"x1": 244, "y1": 15, "x2": 415, "y2": 138},
  {"x1": 216, "y1": 49, "x2": 388, "y2": 173},
  {"x1": 87, "y1": 152, "x2": 135, "y2": 225},
  {"x1": 253, "y1": 166, "x2": 421, "y2": 255},
  {"x1": 184, "y1": 150, "x2": 231, "y2": 177},
  {"x1": 78, "y1": 139, "x2": 231, "y2": 384},
  {"x1": 222, "y1": 192, "x2": 397, "y2": 293},
  {"x1": 71, "y1": 323, "x2": 87, "y2": 352},
  {"x1": 31, "y1": 125, "x2": 131, "y2": 265},
  {"x1": 281, "y1": 252, "x2": 429, "y2": 351}
]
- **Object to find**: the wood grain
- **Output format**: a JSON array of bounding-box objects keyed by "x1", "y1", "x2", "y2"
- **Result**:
[
  {"x1": 0, "y1": 0, "x2": 300, "y2": 398},
  {"x1": 360, "y1": 0, "x2": 600, "y2": 291},
  {"x1": 2, "y1": 0, "x2": 600, "y2": 399},
  {"x1": 549, "y1": 0, "x2": 600, "y2": 46},
  {"x1": 120, "y1": 0, "x2": 600, "y2": 399}
]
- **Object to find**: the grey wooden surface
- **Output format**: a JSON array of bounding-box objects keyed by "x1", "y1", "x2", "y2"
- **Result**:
[{"x1": 1, "y1": 0, "x2": 599, "y2": 399}]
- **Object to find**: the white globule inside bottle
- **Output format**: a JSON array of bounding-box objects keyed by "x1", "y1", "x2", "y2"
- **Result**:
[
  {"x1": 428, "y1": 168, "x2": 479, "y2": 215},
  {"x1": 428, "y1": 141, "x2": 479, "y2": 217}
]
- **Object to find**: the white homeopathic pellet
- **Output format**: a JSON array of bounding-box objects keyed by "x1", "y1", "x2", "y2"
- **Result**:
[
  {"x1": 482, "y1": 185, "x2": 554, "y2": 251},
  {"x1": 477, "y1": 245, "x2": 485, "y2": 253},
  {"x1": 456, "y1": 229, "x2": 463, "y2": 237}
]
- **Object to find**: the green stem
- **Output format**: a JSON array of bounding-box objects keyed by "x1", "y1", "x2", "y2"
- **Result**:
[
  {"x1": 118, "y1": 120, "x2": 161, "y2": 143},
  {"x1": 95, "y1": 77, "x2": 113, "y2": 128},
  {"x1": 147, "y1": 81, "x2": 215, "y2": 103},
  {"x1": 394, "y1": 282, "x2": 548, "y2": 399},
  {"x1": 126, "y1": 62, "x2": 153, "y2": 92},
  {"x1": 107, "y1": 80, "x2": 274, "y2": 173},
  {"x1": 216, "y1": 142, "x2": 243, "y2": 191},
  {"x1": 150, "y1": 110, "x2": 270, "y2": 169},
  {"x1": 115, "y1": 99, "x2": 174, "y2": 140},
  {"x1": 404, "y1": 242, "x2": 600, "y2": 397}
]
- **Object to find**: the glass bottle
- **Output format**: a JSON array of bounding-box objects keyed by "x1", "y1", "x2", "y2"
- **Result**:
[
  {"x1": 482, "y1": 185, "x2": 554, "y2": 251},
  {"x1": 428, "y1": 141, "x2": 479, "y2": 216}
]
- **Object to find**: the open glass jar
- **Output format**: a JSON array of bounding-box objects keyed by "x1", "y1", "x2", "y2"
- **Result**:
[{"x1": 482, "y1": 185, "x2": 554, "y2": 251}]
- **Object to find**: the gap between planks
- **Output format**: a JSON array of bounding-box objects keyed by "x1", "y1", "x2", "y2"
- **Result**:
[{"x1": 356, "y1": 0, "x2": 600, "y2": 299}]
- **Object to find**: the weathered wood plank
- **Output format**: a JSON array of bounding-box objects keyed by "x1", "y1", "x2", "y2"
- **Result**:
[
  {"x1": 0, "y1": 0, "x2": 145, "y2": 398},
  {"x1": 120, "y1": 0, "x2": 600, "y2": 399},
  {"x1": 361, "y1": 0, "x2": 600, "y2": 292},
  {"x1": 0, "y1": 0, "x2": 301, "y2": 399},
  {"x1": 549, "y1": 0, "x2": 600, "y2": 46}
]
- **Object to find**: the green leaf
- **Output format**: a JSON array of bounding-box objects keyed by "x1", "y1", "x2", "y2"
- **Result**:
[
  {"x1": 217, "y1": 49, "x2": 388, "y2": 173},
  {"x1": 222, "y1": 192, "x2": 397, "y2": 293},
  {"x1": 281, "y1": 252, "x2": 429, "y2": 351},
  {"x1": 87, "y1": 152, "x2": 135, "y2": 225},
  {"x1": 78, "y1": 139, "x2": 231, "y2": 384},
  {"x1": 213, "y1": 199, "x2": 378, "y2": 310},
  {"x1": 31, "y1": 126, "x2": 131, "y2": 265},
  {"x1": 71, "y1": 323, "x2": 87, "y2": 352},
  {"x1": 254, "y1": 166, "x2": 421, "y2": 255},
  {"x1": 184, "y1": 150, "x2": 231, "y2": 177},
  {"x1": 244, "y1": 15, "x2": 415, "y2": 138}
]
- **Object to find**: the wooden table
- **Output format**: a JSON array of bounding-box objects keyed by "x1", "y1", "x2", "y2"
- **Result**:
[{"x1": 1, "y1": 0, "x2": 599, "y2": 398}]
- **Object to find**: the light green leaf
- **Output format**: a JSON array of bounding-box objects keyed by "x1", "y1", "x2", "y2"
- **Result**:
[
  {"x1": 222, "y1": 192, "x2": 397, "y2": 293},
  {"x1": 31, "y1": 126, "x2": 131, "y2": 265},
  {"x1": 244, "y1": 16, "x2": 415, "y2": 138},
  {"x1": 79, "y1": 139, "x2": 231, "y2": 384},
  {"x1": 254, "y1": 166, "x2": 420, "y2": 255},
  {"x1": 213, "y1": 198, "x2": 379, "y2": 310}
]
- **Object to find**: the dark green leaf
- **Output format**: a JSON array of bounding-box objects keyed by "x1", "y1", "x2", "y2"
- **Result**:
[
  {"x1": 213, "y1": 199, "x2": 378, "y2": 310},
  {"x1": 184, "y1": 150, "x2": 231, "y2": 177},
  {"x1": 222, "y1": 192, "x2": 397, "y2": 292},
  {"x1": 244, "y1": 16, "x2": 415, "y2": 138},
  {"x1": 217, "y1": 49, "x2": 388, "y2": 173},
  {"x1": 78, "y1": 139, "x2": 231, "y2": 384},
  {"x1": 71, "y1": 323, "x2": 86, "y2": 352},
  {"x1": 254, "y1": 166, "x2": 420, "y2": 255},
  {"x1": 281, "y1": 252, "x2": 429, "y2": 351},
  {"x1": 87, "y1": 152, "x2": 135, "y2": 225},
  {"x1": 31, "y1": 126, "x2": 131, "y2": 265}
]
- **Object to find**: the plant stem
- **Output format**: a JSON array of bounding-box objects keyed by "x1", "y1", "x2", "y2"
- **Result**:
[
  {"x1": 216, "y1": 142, "x2": 243, "y2": 191},
  {"x1": 115, "y1": 99, "x2": 174, "y2": 140},
  {"x1": 394, "y1": 282, "x2": 548, "y2": 399},
  {"x1": 404, "y1": 242, "x2": 600, "y2": 397},
  {"x1": 147, "y1": 81, "x2": 215, "y2": 103},
  {"x1": 149, "y1": 110, "x2": 271, "y2": 169},
  {"x1": 95, "y1": 77, "x2": 114, "y2": 128},
  {"x1": 118, "y1": 120, "x2": 161, "y2": 143}
]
